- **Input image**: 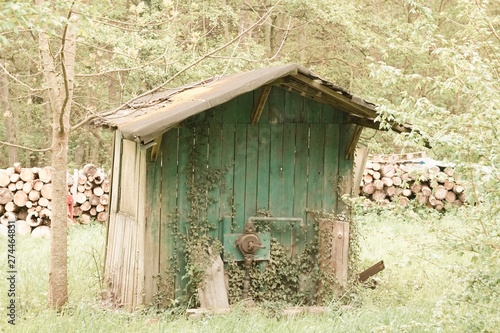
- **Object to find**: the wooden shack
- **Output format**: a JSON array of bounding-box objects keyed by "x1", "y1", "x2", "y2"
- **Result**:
[{"x1": 100, "y1": 64, "x2": 409, "y2": 310}]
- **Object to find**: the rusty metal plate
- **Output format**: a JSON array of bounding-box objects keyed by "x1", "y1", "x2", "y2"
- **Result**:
[{"x1": 223, "y1": 233, "x2": 270, "y2": 262}]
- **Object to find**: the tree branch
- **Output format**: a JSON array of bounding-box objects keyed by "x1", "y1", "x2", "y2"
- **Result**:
[
  {"x1": 0, "y1": 140, "x2": 51, "y2": 152},
  {"x1": 59, "y1": 1, "x2": 76, "y2": 134},
  {"x1": 75, "y1": 46, "x2": 171, "y2": 78},
  {"x1": 474, "y1": 0, "x2": 500, "y2": 42},
  {"x1": 97, "y1": 0, "x2": 283, "y2": 119},
  {"x1": 0, "y1": 61, "x2": 39, "y2": 92}
]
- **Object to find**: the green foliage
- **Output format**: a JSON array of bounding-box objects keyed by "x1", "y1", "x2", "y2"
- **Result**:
[{"x1": 226, "y1": 239, "x2": 319, "y2": 305}]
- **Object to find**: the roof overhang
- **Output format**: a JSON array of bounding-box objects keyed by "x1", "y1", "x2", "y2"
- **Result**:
[{"x1": 100, "y1": 64, "x2": 411, "y2": 144}]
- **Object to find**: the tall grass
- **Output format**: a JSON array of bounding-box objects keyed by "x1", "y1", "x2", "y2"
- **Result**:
[{"x1": 0, "y1": 205, "x2": 496, "y2": 332}]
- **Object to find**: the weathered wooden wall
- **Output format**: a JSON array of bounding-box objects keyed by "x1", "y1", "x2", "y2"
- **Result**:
[
  {"x1": 104, "y1": 132, "x2": 147, "y2": 310},
  {"x1": 105, "y1": 86, "x2": 357, "y2": 309},
  {"x1": 141, "y1": 86, "x2": 355, "y2": 303}
]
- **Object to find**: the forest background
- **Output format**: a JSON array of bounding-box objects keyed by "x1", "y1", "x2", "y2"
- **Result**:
[{"x1": 0, "y1": 0, "x2": 498, "y2": 331}]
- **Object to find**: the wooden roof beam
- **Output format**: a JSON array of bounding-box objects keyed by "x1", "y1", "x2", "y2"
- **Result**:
[
  {"x1": 150, "y1": 135, "x2": 162, "y2": 161},
  {"x1": 279, "y1": 78, "x2": 375, "y2": 119},
  {"x1": 289, "y1": 74, "x2": 376, "y2": 119},
  {"x1": 345, "y1": 125, "x2": 363, "y2": 160},
  {"x1": 251, "y1": 85, "x2": 272, "y2": 124},
  {"x1": 278, "y1": 80, "x2": 339, "y2": 108},
  {"x1": 345, "y1": 115, "x2": 412, "y2": 134}
]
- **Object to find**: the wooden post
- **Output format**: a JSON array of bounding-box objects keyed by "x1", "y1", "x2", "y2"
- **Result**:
[
  {"x1": 197, "y1": 254, "x2": 229, "y2": 310},
  {"x1": 318, "y1": 219, "x2": 350, "y2": 298},
  {"x1": 333, "y1": 220, "x2": 349, "y2": 287},
  {"x1": 353, "y1": 144, "x2": 369, "y2": 195}
]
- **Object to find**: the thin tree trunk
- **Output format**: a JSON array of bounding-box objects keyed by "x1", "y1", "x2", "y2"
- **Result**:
[
  {"x1": 35, "y1": 0, "x2": 78, "y2": 310},
  {"x1": 0, "y1": 59, "x2": 17, "y2": 164}
]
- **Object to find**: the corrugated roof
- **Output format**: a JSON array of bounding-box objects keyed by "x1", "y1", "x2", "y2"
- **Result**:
[{"x1": 100, "y1": 64, "x2": 409, "y2": 144}]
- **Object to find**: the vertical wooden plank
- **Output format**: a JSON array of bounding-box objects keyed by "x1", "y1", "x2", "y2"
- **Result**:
[
  {"x1": 353, "y1": 144, "x2": 369, "y2": 196},
  {"x1": 323, "y1": 124, "x2": 340, "y2": 213},
  {"x1": 282, "y1": 123, "x2": 296, "y2": 254},
  {"x1": 220, "y1": 124, "x2": 235, "y2": 239},
  {"x1": 175, "y1": 127, "x2": 192, "y2": 296},
  {"x1": 195, "y1": 125, "x2": 210, "y2": 233},
  {"x1": 119, "y1": 140, "x2": 138, "y2": 215},
  {"x1": 135, "y1": 147, "x2": 147, "y2": 307},
  {"x1": 160, "y1": 129, "x2": 179, "y2": 303},
  {"x1": 236, "y1": 91, "x2": 254, "y2": 123},
  {"x1": 208, "y1": 124, "x2": 223, "y2": 240},
  {"x1": 144, "y1": 150, "x2": 161, "y2": 305},
  {"x1": 269, "y1": 124, "x2": 285, "y2": 241},
  {"x1": 233, "y1": 124, "x2": 247, "y2": 232},
  {"x1": 268, "y1": 86, "x2": 285, "y2": 238},
  {"x1": 292, "y1": 124, "x2": 309, "y2": 255},
  {"x1": 107, "y1": 213, "x2": 124, "y2": 306},
  {"x1": 109, "y1": 131, "x2": 122, "y2": 215},
  {"x1": 333, "y1": 220, "x2": 350, "y2": 288},
  {"x1": 121, "y1": 214, "x2": 133, "y2": 309},
  {"x1": 104, "y1": 132, "x2": 121, "y2": 298},
  {"x1": 304, "y1": 97, "x2": 321, "y2": 123},
  {"x1": 284, "y1": 90, "x2": 303, "y2": 123},
  {"x1": 337, "y1": 122, "x2": 355, "y2": 216},
  {"x1": 256, "y1": 124, "x2": 270, "y2": 213},
  {"x1": 110, "y1": 214, "x2": 122, "y2": 305},
  {"x1": 221, "y1": 98, "x2": 238, "y2": 124},
  {"x1": 306, "y1": 124, "x2": 325, "y2": 243},
  {"x1": 253, "y1": 87, "x2": 269, "y2": 124},
  {"x1": 244, "y1": 125, "x2": 259, "y2": 222},
  {"x1": 129, "y1": 218, "x2": 139, "y2": 310},
  {"x1": 268, "y1": 87, "x2": 284, "y2": 124},
  {"x1": 320, "y1": 103, "x2": 335, "y2": 123}
]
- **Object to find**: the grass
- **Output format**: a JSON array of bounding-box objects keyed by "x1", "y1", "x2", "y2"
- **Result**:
[{"x1": 0, "y1": 205, "x2": 497, "y2": 333}]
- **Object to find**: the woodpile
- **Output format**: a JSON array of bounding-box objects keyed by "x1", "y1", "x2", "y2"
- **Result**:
[
  {"x1": 0, "y1": 163, "x2": 110, "y2": 237},
  {"x1": 359, "y1": 153, "x2": 466, "y2": 211}
]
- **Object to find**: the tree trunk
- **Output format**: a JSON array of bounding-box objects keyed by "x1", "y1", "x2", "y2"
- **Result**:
[
  {"x1": 0, "y1": 59, "x2": 17, "y2": 165},
  {"x1": 36, "y1": 0, "x2": 78, "y2": 310}
]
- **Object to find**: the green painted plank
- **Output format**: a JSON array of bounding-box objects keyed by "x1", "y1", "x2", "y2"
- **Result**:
[
  {"x1": 244, "y1": 125, "x2": 259, "y2": 222},
  {"x1": 282, "y1": 123, "x2": 296, "y2": 254},
  {"x1": 268, "y1": 87, "x2": 284, "y2": 124},
  {"x1": 256, "y1": 124, "x2": 270, "y2": 214},
  {"x1": 144, "y1": 150, "x2": 161, "y2": 303},
  {"x1": 160, "y1": 129, "x2": 180, "y2": 302},
  {"x1": 205, "y1": 106, "x2": 222, "y2": 124},
  {"x1": 220, "y1": 124, "x2": 235, "y2": 239},
  {"x1": 207, "y1": 124, "x2": 223, "y2": 241},
  {"x1": 175, "y1": 127, "x2": 192, "y2": 296},
  {"x1": 269, "y1": 124, "x2": 285, "y2": 242},
  {"x1": 321, "y1": 102, "x2": 335, "y2": 123},
  {"x1": 220, "y1": 98, "x2": 238, "y2": 124},
  {"x1": 303, "y1": 98, "x2": 321, "y2": 124},
  {"x1": 194, "y1": 125, "x2": 210, "y2": 236},
  {"x1": 306, "y1": 124, "x2": 326, "y2": 243},
  {"x1": 292, "y1": 124, "x2": 310, "y2": 256},
  {"x1": 284, "y1": 90, "x2": 304, "y2": 123},
  {"x1": 233, "y1": 124, "x2": 247, "y2": 233},
  {"x1": 323, "y1": 124, "x2": 340, "y2": 213},
  {"x1": 236, "y1": 91, "x2": 254, "y2": 123}
]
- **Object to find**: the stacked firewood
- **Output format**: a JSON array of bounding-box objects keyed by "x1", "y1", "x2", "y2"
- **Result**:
[
  {"x1": 360, "y1": 155, "x2": 466, "y2": 211},
  {"x1": 0, "y1": 163, "x2": 110, "y2": 238}
]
